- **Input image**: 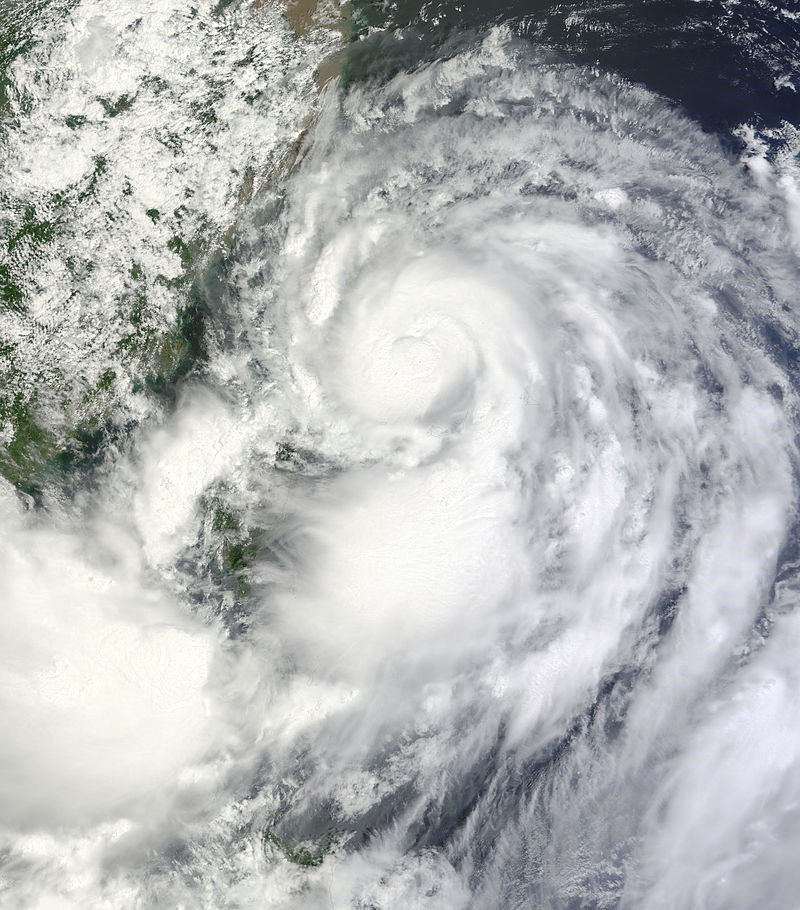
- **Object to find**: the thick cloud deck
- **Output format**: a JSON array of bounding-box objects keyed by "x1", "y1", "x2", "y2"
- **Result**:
[
  {"x1": 2, "y1": 21, "x2": 800, "y2": 910},
  {"x1": 0, "y1": 492, "x2": 219, "y2": 829}
]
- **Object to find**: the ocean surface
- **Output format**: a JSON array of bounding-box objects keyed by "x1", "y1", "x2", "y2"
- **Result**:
[{"x1": 1, "y1": 0, "x2": 799, "y2": 907}]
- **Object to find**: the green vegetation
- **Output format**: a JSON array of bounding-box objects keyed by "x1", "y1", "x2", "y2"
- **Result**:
[
  {"x1": 202, "y1": 492, "x2": 262, "y2": 599},
  {"x1": 190, "y1": 98, "x2": 218, "y2": 126},
  {"x1": 6, "y1": 203, "x2": 60, "y2": 254},
  {"x1": 0, "y1": 0, "x2": 379, "y2": 496},
  {"x1": 0, "y1": 396, "x2": 58, "y2": 495},
  {"x1": 0, "y1": 388, "x2": 108, "y2": 498},
  {"x1": 262, "y1": 829, "x2": 337, "y2": 868},
  {"x1": 142, "y1": 74, "x2": 168, "y2": 94},
  {"x1": 96, "y1": 368, "x2": 116, "y2": 392},
  {"x1": 0, "y1": 263, "x2": 25, "y2": 313},
  {"x1": 97, "y1": 93, "x2": 135, "y2": 117},
  {"x1": 167, "y1": 234, "x2": 192, "y2": 270},
  {"x1": 0, "y1": 0, "x2": 71, "y2": 120},
  {"x1": 77, "y1": 155, "x2": 108, "y2": 202},
  {"x1": 152, "y1": 290, "x2": 206, "y2": 386},
  {"x1": 0, "y1": 240, "x2": 210, "y2": 491},
  {"x1": 275, "y1": 441, "x2": 296, "y2": 463},
  {"x1": 212, "y1": 0, "x2": 239, "y2": 16}
]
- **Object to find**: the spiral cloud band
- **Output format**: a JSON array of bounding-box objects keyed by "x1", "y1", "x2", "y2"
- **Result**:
[
  {"x1": 206, "y1": 30, "x2": 800, "y2": 908},
  {"x1": 2, "y1": 23, "x2": 800, "y2": 910}
]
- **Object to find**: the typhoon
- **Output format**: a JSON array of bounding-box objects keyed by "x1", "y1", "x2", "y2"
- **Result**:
[{"x1": 1, "y1": 3, "x2": 800, "y2": 909}]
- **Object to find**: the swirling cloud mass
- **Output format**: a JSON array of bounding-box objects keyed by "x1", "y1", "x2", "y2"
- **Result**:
[{"x1": 1, "y1": 7, "x2": 800, "y2": 910}]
